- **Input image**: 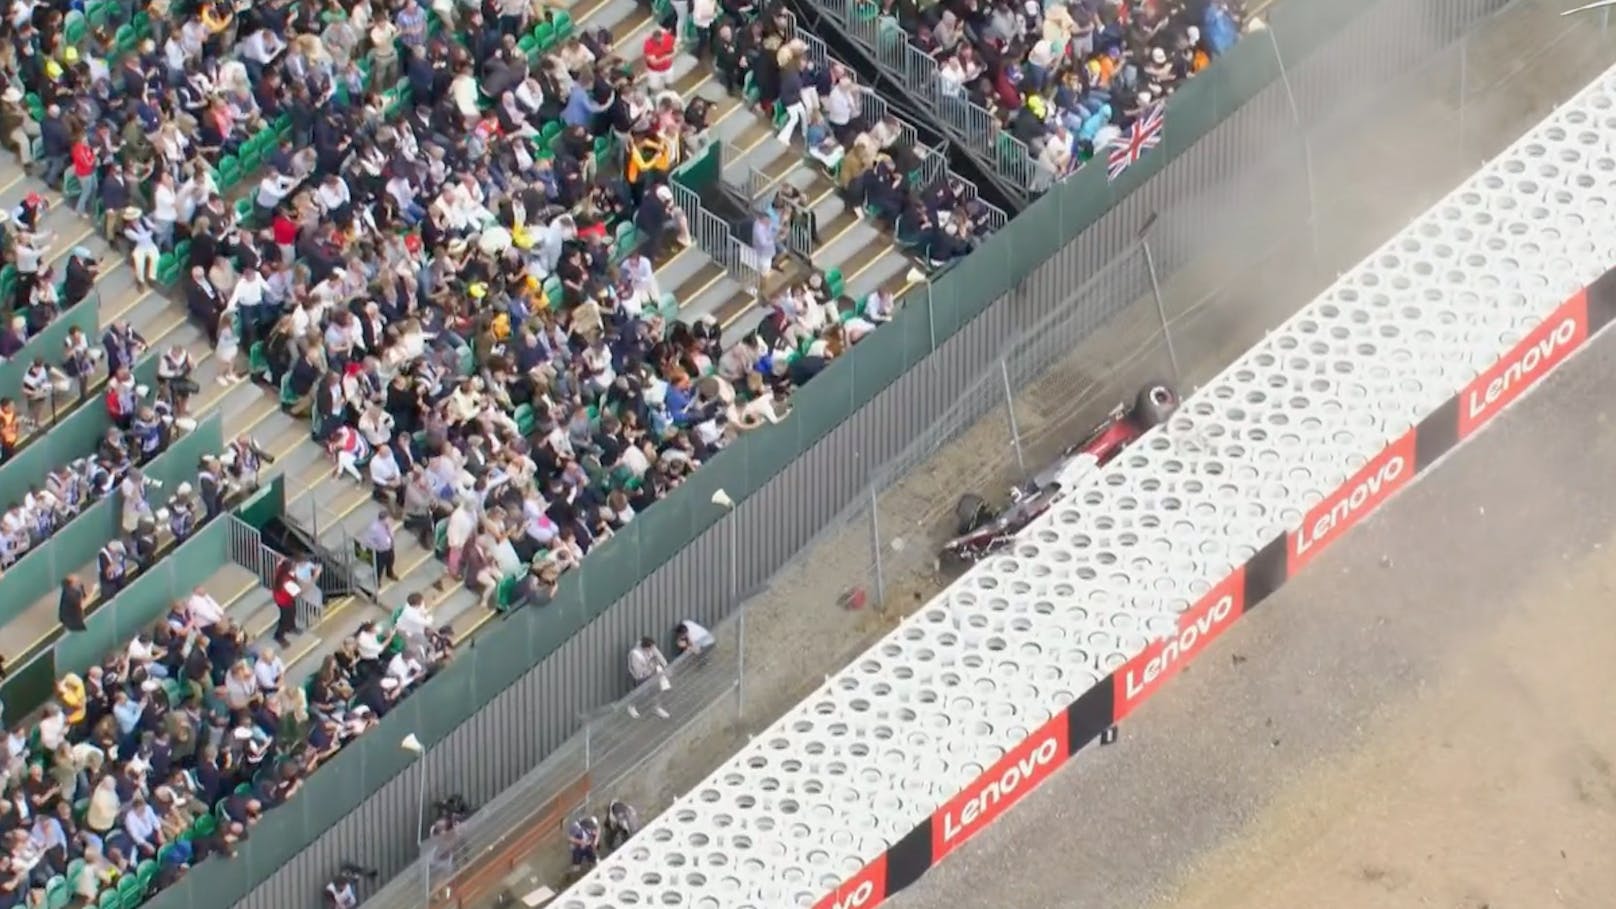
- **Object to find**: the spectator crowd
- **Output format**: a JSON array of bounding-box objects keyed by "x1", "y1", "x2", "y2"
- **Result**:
[
  {"x1": 0, "y1": 0, "x2": 1101, "y2": 893},
  {"x1": 0, "y1": 370, "x2": 192, "y2": 573},
  {"x1": 875, "y1": 0, "x2": 1249, "y2": 181}
]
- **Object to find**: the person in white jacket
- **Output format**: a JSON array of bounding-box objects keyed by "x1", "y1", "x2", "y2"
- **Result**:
[
  {"x1": 123, "y1": 207, "x2": 160, "y2": 287},
  {"x1": 151, "y1": 172, "x2": 179, "y2": 248}
]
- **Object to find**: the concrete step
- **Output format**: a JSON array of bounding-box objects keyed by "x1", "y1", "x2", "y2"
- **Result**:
[
  {"x1": 847, "y1": 250, "x2": 913, "y2": 303},
  {"x1": 683, "y1": 272, "x2": 748, "y2": 324},
  {"x1": 204, "y1": 562, "x2": 263, "y2": 607}
]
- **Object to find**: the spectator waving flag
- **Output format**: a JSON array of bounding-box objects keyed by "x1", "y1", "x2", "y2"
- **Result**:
[{"x1": 1107, "y1": 103, "x2": 1166, "y2": 181}]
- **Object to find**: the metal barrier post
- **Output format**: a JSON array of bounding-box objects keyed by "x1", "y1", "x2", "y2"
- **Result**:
[
  {"x1": 735, "y1": 608, "x2": 745, "y2": 721},
  {"x1": 1458, "y1": 33, "x2": 1469, "y2": 167},
  {"x1": 1138, "y1": 221, "x2": 1180, "y2": 384},
  {"x1": 999, "y1": 358, "x2": 1026, "y2": 478},
  {"x1": 1266, "y1": 24, "x2": 1320, "y2": 263},
  {"x1": 868, "y1": 482, "x2": 885, "y2": 610}
]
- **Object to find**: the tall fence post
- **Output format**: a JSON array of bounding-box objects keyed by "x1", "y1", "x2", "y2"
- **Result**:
[
  {"x1": 583, "y1": 717, "x2": 592, "y2": 778},
  {"x1": 925, "y1": 277, "x2": 938, "y2": 360},
  {"x1": 419, "y1": 843, "x2": 430, "y2": 909},
  {"x1": 868, "y1": 481, "x2": 886, "y2": 611},
  {"x1": 999, "y1": 358, "x2": 1027, "y2": 478},
  {"x1": 1265, "y1": 24, "x2": 1320, "y2": 265},
  {"x1": 1457, "y1": 32, "x2": 1468, "y2": 166},
  {"x1": 735, "y1": 608, "x2": 746, "y2": 723},
  {"x1": 1139, "y1": 234, "x2": 1180, "y2": 385}
]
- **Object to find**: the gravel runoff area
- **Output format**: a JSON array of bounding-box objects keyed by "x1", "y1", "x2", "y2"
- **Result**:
[{"x1": 549, "y1": 0, "x2": 1616, "y2": 899}]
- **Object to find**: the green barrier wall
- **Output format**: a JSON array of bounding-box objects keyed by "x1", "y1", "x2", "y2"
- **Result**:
[
  {"x1": 0, "y1": 292, "x2": 99, "y2": 399},
  {"x1": 235, "y1": 475, "x2": 285, "y2": 530},
  {"x1": 0, "y1": 472, "x2": 276, "y2": 723},
  {"x1": 0, "y1": 346, "x2": 161, "y2": 512},
  {"x1": 145, "y1": 2, "x2": 1389, "y2": 905},
  {"x1": 0, "y1": 412, "x2": 223, "y2": 632},
  {"x1": 0, "y1": 413, "x2": 223, "y2": 717},
  {"x1": 674, "y1": 140, "x2": 721, "y2": 190},
  {"x1": 54, "y1": 519, "x2": 229, "y2": 678}
]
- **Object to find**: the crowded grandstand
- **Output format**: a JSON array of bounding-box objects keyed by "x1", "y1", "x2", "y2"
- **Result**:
[{"x1": 0, "y1": 0, "x2": 1248, "y2": 906}]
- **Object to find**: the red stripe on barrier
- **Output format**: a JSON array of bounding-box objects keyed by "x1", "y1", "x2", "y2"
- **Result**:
[
  {"x1": 811, "y1": 853, "x2": 888, "y2": 909},
  {"x1": 1459, "y1": 289, "x2": 1588, "y2": 440},
  {"x1": 1112, "y1": 567, "x2": 1247, "y2": 724},
  {"x1": 929, "y1": 710, "x2": 1070, "y2": 863},
  {"x1": 1287, "y1": 430, "x2": 1416, "y2": 575}
]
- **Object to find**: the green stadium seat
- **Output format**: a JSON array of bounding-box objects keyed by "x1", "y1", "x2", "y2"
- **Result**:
[
  {"x1": 532, "y1": 21, "x2": 555, "y2": 51},
  {"x1": 495, "y1": 574, "x2": 521, "y2": 611},
  {"x1": 191, "y1": 813, "x2": 217, "y2": 839},
  {"x1": 248, "y1": 340, "x2": 269, "y2": 377},
  {"x1": 216, "y1": 156, "x2": 241, "y2": 192},
  {"x1": 825, "y1": 266, "x2": 844, "y2": 299},
  {"x1": 44, "y1": 875, "x2": 69, "y2": 909}
]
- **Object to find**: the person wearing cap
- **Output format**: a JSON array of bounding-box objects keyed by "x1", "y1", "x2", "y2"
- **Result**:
[
  {"x1": 168, "y1": 483, "x2": 199, "y2": 541},
  {"x1": 61, "y1": 246, "x2": 99, "y2": 309},
  {"x1": 0, "y1": 86, "x2": 37, "y2": 167},
  {"x1": 97, "y1": 539, "x2": 131, "y2": 596},
  {"x1": 38, "y1": 104, "x2": 70, "y2": 188},
  {"x1": 11, "y1": 216, "x2": 49, "y2": 305}
]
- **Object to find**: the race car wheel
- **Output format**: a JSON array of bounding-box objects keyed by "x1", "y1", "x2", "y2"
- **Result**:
[
  {"x1": 1134, "y1": 382, "x2": 1180, "y2": 428},
  {"x1": 954, "y1": 493, "x2": 991, "y2": 535}
]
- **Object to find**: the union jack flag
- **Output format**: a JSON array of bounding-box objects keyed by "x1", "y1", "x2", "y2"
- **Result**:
[{"x1": 1107, "y1": 103, "x2": 1166, "y2": 181}]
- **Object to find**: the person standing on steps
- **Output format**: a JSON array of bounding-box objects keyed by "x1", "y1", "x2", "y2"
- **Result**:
[
  {"x1": 360, "y1": 514, "x2": 398, "y2": 583},
  {"x1": 58, "y1": 574, "x2": 91, "y2": 632},
  {"x1": 271, "y1": 557, "x2": 301, "y2": 648}
]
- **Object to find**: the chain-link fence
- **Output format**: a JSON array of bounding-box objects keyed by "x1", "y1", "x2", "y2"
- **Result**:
[
  {"x1": 358, "y1": 613, "x2": 746, "y2": 909},
  {"x1": 844, "y1": 0, "x2": 1616, "y2": 622}
]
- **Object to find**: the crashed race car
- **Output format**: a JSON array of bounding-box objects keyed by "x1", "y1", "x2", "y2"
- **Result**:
[{"x1": 939, "y1": 382, "x2": 1180, "y2": 566}]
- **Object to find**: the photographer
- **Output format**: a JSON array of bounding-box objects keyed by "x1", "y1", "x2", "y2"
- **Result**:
[
  {"x1": 323, "y1": 863, "x2": 376, "y2": 909},
  {"x1": 119, "y1": 468, "x2": 160, "y2": 534},
  {"x1": 566, "y1": 814, "x2": 601, "y2": 876},
  {"x1": 604, "y1": 799, "x2": 639, "y2": 852},
  {"x1": 429, "y1": 795, "x2": 470, "y2": 839}
]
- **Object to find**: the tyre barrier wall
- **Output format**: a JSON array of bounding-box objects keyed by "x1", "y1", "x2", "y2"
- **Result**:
[
  {"x1": 553, "y1": 63, "x2": 1616, "y2": 909},
  {"x1": 804, "y1": 279, "x2": 1616, "y2": 909}
]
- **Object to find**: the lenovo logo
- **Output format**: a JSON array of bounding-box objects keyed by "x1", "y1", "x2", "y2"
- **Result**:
[
  {"x1": 811, "y1": 855, "x2": 886, "y2": 909},
  {"x1": 1114, "y1": 568, "x2": 1246, "y2": 721},
  {"x1": 826, "y1": 881, "x2": 875, "y2": 909},
  {"x1": 931, "y1": 713, "x2": 1069, "y2": 861},
  {"x1": 1288, "y1": 433, "x2": 1415, "y2": 573},
  {"x1": 1460, "y1": 293, "x2": 1587, "y2": 438}
]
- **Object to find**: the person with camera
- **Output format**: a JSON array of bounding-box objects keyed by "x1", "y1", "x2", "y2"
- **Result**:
[
  {"x1": 566, "y1": 814, "x2": 601, "y2": 877},
  {"x1": 604, "y1": 799, "x2": 639, "y2": 852},
  {"x1": 323, "y1": 863, "x2": 377, "y2": 909},
  {"x1": 157, "y1": 342, "x2": 200, "y2": 417}
]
